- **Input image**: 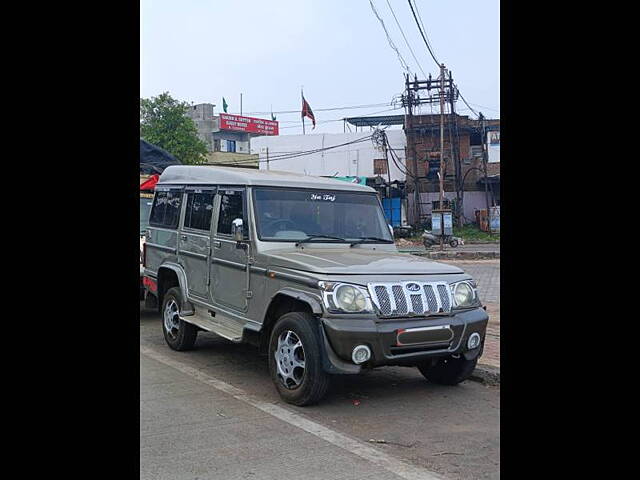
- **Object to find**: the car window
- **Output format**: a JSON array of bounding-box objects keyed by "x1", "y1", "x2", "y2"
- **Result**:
[
  {"x1": 217, "y1": 190, "x2": 244, "y2": 236},
  {"x1": 184, "y1": 191, "x2": 215, "y2": 232},
  {"x1": 149, "y1": 190, "x2": 182, "y2": 229}
]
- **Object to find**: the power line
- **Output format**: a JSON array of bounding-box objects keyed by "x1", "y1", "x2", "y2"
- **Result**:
[
  {"x1": 278, "y1": 106, "x2": 405, "y2": 130},
  {"x1": 412, "y1": 0, "x2": 439, "y2": 65},
  {"x1": 384, "y1": 0, "x2": 427, "y2": 78},
  {"x1": 407, "y1": 0, "x2": 440, "y2": 67},
  {"x1": 456, "y1": 90, "x2": 480, "y2": 118},
  {"x1": 244, "y1": 102, "x2": 390, "y2": 116},
  {"x1": 369, "y1": 0, "x2": 411, "y2": 74}
]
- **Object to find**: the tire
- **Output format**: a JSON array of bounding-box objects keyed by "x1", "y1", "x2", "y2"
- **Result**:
[
  {"x1": 449, "y1": 239, "x2": 459, "y2": 248},
  {"x1": 417, "y1": 355, "x2": 478, "y2": 385},
  {"x1": 161, "y1": 287, "x2": 198, "y2": 351},
  {"x1": 268, "y1": 312, "x2": 330, "y2": 406}
]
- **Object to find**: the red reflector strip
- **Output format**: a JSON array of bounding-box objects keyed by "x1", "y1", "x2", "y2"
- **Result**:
[{"x1": 143, "y1": 277, "x2": 157, "y2": 293}]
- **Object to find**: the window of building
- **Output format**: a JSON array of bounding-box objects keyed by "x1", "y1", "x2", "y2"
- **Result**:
[
  {"x1": 149, "y1": 190, "x2": 182, "y2": 229},
  {"x1": 373, "y1": 158, "x2": 388, "y2": 175},
  {"x1": 183, "y1": 191, "x2": 215, "y2": 231},
  {"x1": 217, "y1": 190, "x2": 244, "y2": 236},
  {"x1": 226, "y1": 140, "x2": 236, "y2": 153}
]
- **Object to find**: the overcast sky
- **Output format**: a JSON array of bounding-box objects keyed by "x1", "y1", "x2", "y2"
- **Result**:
[{"x1": 140, "y1": 0, "x2": 499, "y2": 134}]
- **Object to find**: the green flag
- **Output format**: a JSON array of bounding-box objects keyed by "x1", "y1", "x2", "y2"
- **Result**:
[
  {"x1": 271, "y1": 112, "x2": 276, "y2": 121},
  {"x1": 222, "y1": 97, "x2": 228, "y2": 113}
]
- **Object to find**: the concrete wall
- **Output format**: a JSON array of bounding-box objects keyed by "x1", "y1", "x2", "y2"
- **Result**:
[{"x1": 250, "y1": 130, "x2": 406, "y2": 181}]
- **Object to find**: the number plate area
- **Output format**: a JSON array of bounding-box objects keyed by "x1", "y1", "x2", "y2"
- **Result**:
[{"x1": 395, "y1": 325, "x2": 454, "y2": 346}]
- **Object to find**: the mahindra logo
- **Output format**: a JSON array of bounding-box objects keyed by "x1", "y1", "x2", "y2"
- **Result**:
[{"x1": 406, "y1": 283, "x2": 421, "y2": 292}]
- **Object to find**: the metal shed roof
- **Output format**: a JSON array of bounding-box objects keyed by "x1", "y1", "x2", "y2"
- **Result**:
[
  {"x1": 344, "y1": 115, "x2": 405, "y2": 127},
  {"x1": 158, "y1": 165, "x2": 375, "y2": 192}
]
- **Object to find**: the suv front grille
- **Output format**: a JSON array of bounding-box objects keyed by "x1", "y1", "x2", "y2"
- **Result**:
[{"x1": 367, "y1": 281, "x2": 453, "y2": 317}]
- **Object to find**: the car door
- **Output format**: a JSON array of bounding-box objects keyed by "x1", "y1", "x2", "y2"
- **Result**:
[
  {"x1": 178, "y1": 187, "x2": 216, "y2": 300},
  {"x1": 210, "y1": 187, "x2": 249, "y2": 312}
]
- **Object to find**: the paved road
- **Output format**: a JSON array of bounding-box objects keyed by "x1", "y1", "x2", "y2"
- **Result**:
[
  {"x1": 141, "y1": 302, "x2": 500, "y2": 480},
  {"x1": 439, "y1": 260, "x2": 500, "y2": 304}
]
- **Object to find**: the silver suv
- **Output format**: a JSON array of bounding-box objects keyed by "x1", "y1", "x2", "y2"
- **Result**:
[{"x1": 142, "y1": 166, "x2": 488, "y2": 406}]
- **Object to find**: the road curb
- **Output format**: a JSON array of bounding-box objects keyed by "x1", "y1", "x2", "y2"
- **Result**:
[
  {"x1": 470, "y1": 364, "x2": 500, "y2": 386},
  {"x1": 413, "y1": 251, "x2": 500, "y2": 260}
]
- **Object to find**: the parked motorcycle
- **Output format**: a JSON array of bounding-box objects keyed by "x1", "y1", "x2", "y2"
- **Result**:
[{"x1": 422, "y1": 230, "x2": 464, "y2": 249}]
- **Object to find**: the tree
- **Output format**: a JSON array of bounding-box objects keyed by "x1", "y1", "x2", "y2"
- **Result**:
[{"x1": 140, "y1": 92, "x2": 208, "y2": 165}]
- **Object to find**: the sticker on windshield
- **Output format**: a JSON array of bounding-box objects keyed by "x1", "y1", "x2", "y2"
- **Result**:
[{"x1": 310, "y1": 193, "x2": 336, "y2": 202}]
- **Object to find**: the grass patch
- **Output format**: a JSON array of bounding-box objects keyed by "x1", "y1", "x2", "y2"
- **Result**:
[{"x1": 453, "y1": 224, "x2": 500, "y2": 243}]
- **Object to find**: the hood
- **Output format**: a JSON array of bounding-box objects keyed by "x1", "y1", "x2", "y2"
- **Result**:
[{"x1": 267, "y1": 247, "x2": 463, "y2": 275}]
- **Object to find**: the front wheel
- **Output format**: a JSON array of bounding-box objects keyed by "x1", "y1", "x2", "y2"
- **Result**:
[
  {"x1": 417, "y1": 355, "x2": 477, "y2": 385},
  {"x1": 268, "y1": 312, "x2": 330, "y2": 406},
  {"x1": 449, "y1": 239, "x2": 459, "y2": 248}
]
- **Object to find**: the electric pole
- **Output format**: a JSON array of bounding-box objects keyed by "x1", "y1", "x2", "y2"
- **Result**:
[{"x1": 480, "y1": 113, "x2": 491, "y2": 235}]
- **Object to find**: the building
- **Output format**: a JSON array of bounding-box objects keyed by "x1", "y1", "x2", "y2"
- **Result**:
[
  {"x1": 186, "y1": 103, "x2": 279, "y2": 168},
  {"x1": 250, "y1": 130, "x2": 406, "y2": 181},
  {"x1": 403, "y1": 113, "x2": 500, "y2": 225}
]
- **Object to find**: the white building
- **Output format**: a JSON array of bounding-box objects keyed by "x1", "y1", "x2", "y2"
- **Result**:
[{"x1": 250, "y1": 130, "x2": 407, "y2": 181}]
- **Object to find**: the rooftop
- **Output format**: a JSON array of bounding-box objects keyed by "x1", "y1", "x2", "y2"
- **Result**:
[{"x1": 158, "y1": 165, "x2": 376, "y2": 192}]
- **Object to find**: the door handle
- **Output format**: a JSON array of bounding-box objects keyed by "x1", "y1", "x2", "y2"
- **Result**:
[{"x1": 180, "y1": 235, "x2": 187, "y2": 241}]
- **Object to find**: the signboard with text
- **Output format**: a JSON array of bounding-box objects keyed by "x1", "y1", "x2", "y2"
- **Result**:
[{"x1": 219, "y1": 113, "x2": 279, "y2": 136}]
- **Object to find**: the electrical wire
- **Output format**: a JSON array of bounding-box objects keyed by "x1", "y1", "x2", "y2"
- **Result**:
[
  {"x1": 412, "y1": 0, "x2": 439, "y2": 65},
  {"x1": 407, "y1": 0, "x2": 440, "y2": 68},
  {"x1": 369, "y1": 0, "x2": 411, "y2": 74},
  {"x1": 244, "y1": 102, "x2": 390, "y2": 116},
  {"x1": 384, "y1": 0, "x2": 427, "y2": 78}
]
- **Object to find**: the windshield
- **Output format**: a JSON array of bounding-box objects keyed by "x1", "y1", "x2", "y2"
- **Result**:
[
  {"x1": 140, "y1": 194, "x2": 154, "y2": 234},
  {"x1": 253, "y1": 188, "x2": 393, "y2": 242}
]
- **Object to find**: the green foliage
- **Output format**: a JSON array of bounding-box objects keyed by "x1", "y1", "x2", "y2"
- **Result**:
[
  {"x1": 453, "y1": 224, "x2": 500, "y2": 243},
  {"x1": 140, "y1": 92, "x2": 208, "y2": 165}
]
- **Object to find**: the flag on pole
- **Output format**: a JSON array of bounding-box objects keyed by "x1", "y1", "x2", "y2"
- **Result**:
[
  {"x1": 301, "y1": 96, "x2": 316, "y2": 129},
  {"x1": 222, "y1": 97, "x2": 228, "y2": 113}
]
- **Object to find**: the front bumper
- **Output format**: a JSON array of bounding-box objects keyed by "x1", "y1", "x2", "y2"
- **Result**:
[{"x1": 321, "y1": 307, "x2": 488, "y2": 369}]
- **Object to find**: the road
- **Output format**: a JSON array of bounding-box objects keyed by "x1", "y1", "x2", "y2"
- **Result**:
[{"x1": 140, "y1": 261, "x2": 500, "y2": 480}]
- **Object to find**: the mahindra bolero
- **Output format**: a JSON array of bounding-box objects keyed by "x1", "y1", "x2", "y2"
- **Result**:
[{"x1": 142, "y1": 166, "x2": 488, "y2": 405}]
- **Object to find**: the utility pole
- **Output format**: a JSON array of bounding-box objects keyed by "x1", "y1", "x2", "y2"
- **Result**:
[
  {"x1": 438, "y1": 64, "x2": 446, "y2": 251},
  {"x1": 240, "y1": 93, "x2": 243, "y2": 115},
  {"x1": 266, "y1": 147, "x2": 270, "y2": 171},
  {"x1": 448, "y1": 71, "x2": 463, "y2": 227},
  {"x1": 480, "y1": 113, "x2": 491, "y2": 235}
]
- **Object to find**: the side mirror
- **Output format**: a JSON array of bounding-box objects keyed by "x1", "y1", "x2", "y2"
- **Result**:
[{"x1": 232, "y1": 218, "x2": 244, "y2": 242}]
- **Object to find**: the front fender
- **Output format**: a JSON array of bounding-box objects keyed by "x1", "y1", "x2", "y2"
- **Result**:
[{"x1": 272, "y1": 287, "x2": 324, "y2": 315}]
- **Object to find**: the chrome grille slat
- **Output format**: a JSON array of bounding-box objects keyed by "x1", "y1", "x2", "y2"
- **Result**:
[{"x1": 368, "y1": 281, "x2": 452, "y2": 317}]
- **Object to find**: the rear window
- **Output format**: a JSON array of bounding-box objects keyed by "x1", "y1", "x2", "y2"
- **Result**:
[{"x1": 149, "y1": 190, "x2": 182, "y2": 229}]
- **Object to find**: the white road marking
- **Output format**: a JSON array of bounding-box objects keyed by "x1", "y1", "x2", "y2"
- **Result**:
[{"x1": 140, "y1": 345, "x2": 445, "y2": 480}]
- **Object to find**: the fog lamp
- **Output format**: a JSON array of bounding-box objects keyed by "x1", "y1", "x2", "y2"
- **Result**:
[
  {"x1": 352, "y1": 345, "x2": 371, "y2": 364},
  {"x1": 467, "y1": 332, "x2": 481, "y2": 350}
]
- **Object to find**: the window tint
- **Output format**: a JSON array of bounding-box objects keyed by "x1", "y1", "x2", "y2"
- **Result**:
[
  {"x1": 184, "y1": 191, "x2": 215, "y2": 231},
  {"x1": 149, "y1": 190, "x2": 182, "y2": 229},
  {"x1": 217, "y1": 190, "x2": 244, "y2": 235}
]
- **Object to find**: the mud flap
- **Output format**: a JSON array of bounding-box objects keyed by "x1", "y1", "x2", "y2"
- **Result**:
[{"x1": 318, "y1": 322, "x2": 361, "y2": 375}]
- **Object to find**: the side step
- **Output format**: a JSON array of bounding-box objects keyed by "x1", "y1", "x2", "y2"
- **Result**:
[{"x1": 179, "y1": 307, "x2": 243, "y2": 343}]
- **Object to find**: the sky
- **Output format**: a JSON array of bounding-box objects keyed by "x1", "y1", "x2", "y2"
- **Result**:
[{"x1": 140, "y1": 0, "x2": 499, "y2": 135}]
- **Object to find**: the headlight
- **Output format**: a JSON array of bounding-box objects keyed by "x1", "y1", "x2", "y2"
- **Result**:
[
  {"x1": 450, "y1": 281, "x2": 478, "y2": 308},
  {"x1": 319, "y1": 282, "x2": 373, "y2": 314}
]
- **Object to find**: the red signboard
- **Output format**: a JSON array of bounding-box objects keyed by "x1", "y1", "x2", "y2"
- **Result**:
[{"x1": 219, "y1": 113, "x2": 279, "y2": 136}]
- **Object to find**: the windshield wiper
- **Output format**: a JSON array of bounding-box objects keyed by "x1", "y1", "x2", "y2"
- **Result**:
[
  {"x1": 349, "y1": 237, "x2": 395, "y2": 247},
  {"x1": 295, "y1": 235, "x2": 347, "y2": 246}
]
